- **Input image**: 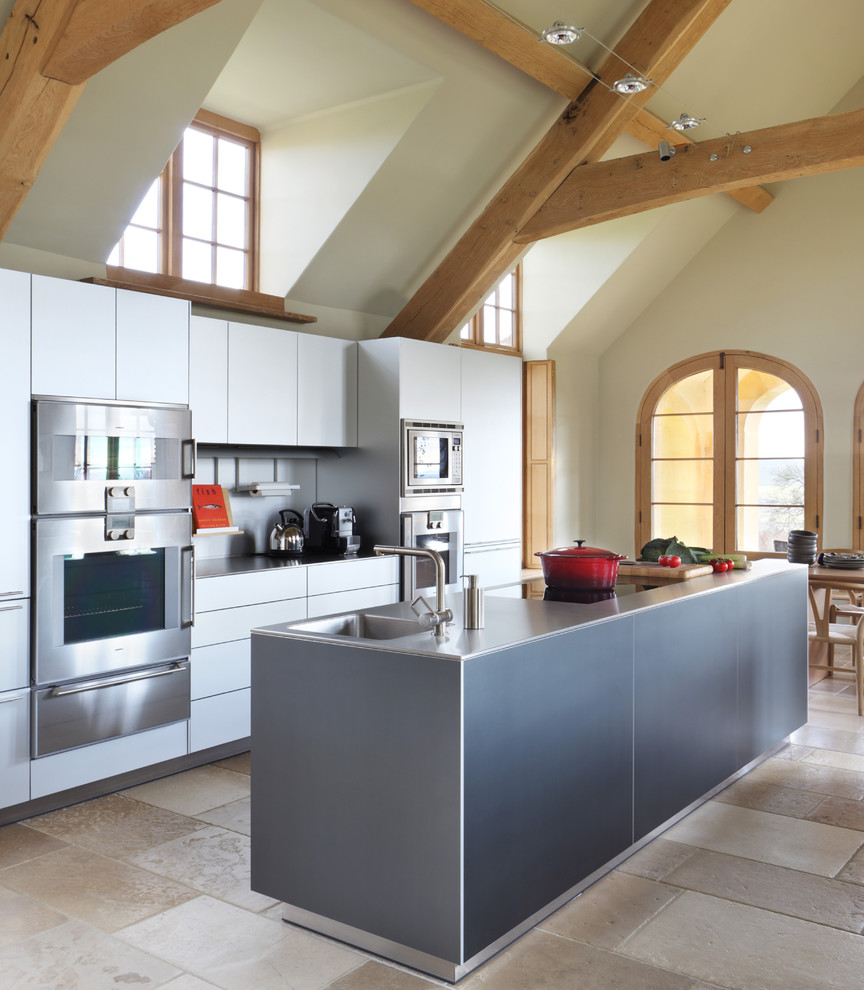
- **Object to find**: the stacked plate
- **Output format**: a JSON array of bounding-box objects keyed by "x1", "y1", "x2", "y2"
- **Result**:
[
  {"x1": 786, "y1": 529, "x2": 818, "y2": 565},
  {"x1": 818, "y1": 551, "x2": 864, "y2": 570}
]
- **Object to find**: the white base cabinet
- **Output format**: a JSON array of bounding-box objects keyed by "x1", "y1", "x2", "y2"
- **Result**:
[
  {"x1": 0, "y1": 691, "x2": 30, "y2": 808},
  {"x1": 463, "y1": 542, "x2": 523, "y2": 589}
]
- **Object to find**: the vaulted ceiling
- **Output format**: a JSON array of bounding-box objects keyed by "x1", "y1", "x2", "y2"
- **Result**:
[{"x1": 2, "y1": 0, "x2": 863, "y2": 350}]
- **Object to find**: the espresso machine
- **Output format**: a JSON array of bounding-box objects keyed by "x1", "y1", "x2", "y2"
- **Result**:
[{"x1": 304, "y1": 502, "x2": 361, "y2": 555}]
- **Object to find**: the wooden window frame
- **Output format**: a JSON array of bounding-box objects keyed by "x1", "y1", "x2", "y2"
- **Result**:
[
  {"x1": 461, "y1": 265, "x2": 522, "y2": 355},
  {"x1": 852, "y1": 383, "x2": 864, "y2": 550},
  {"x1": 110, "y1": 109, "x2": 261, "y2": 294},
  {"x1": 635, "y1": 350, "x2": 823, "y2": 558}
]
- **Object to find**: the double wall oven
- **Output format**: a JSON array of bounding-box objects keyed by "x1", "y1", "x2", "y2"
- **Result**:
[{"x1": 31, "y1": 399, "x2": 195, "y2": 758}]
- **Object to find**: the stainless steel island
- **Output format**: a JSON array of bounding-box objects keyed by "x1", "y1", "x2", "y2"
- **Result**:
[{"x1": 250, "y1": 561, "x2": 807, "y2": 981}]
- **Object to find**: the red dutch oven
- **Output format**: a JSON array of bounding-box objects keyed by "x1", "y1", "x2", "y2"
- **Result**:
[{"x1": 535, "y1": 540, "x2": 628, "y2": 591}]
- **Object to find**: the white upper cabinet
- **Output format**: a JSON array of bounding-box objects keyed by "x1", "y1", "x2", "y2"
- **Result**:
[
  {"x1": 31, "y1": 275, "x2": 116, "y2": 399},
  {"x1": 228, "y1": 322, "x2": 298, "y2": 446},
  {"x1": 31, "y1": 276, "x2": 189, "y2": 404},
  {"x1": 189, "y1": 316, "x2": 229, "y2": 443},
  {"x1": 461, "y1": 348, "x2": 522, "y2": 544},
  {"x1": 116, "y1": 290, "x2": 189, "y2": 404},
  {"x1": 297, "y1": 335, "x2": 357, "y2": 447},
  {"x1": 0, "y1": 269, "x2": 31, "y2": 600},
  {"x1": 398, "y1": 338, "x2": 462, "y2": 422}
]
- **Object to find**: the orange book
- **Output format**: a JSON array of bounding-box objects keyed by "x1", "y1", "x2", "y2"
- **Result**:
[{"x1": 192, "y1": 485, "x2": 233, "y2": 530}]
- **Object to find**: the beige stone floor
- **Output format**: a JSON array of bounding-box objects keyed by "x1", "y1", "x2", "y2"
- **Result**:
[{"x1": 3, "y1": 676, "x2": 864, "y2": 989}]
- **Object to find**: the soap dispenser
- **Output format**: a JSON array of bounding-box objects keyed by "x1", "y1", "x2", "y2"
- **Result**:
[{"x1": 463, "y1": 574, "x2": 485, "y2": 629}]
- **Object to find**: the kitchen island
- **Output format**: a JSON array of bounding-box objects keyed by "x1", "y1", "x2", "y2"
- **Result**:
[{"x1": 250, "y1": 560, "x2": 807, "y2": 982}]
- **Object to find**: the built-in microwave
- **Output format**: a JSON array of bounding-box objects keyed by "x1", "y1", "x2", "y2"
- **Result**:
[{"x1": 402, "y1": 420, "x2": 464, "y2": 497}]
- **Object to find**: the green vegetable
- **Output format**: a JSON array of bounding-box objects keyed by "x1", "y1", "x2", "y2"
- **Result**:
[{"x1": 639, "y1": 537, "x2": 709, "y2": 565}]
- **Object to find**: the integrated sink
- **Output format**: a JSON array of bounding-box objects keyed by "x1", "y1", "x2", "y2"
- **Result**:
[{"x1": 288, "y1": 613, "x2": 422, "y2": 641}]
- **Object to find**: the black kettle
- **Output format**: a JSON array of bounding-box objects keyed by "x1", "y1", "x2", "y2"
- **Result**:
[{"x1": 269, "y1": 509, "x2": 305, "y2": 556}]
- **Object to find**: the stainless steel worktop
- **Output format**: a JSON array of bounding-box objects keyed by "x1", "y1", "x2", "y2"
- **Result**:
[{"x1": 253, "y1": 559, "x2": 803, "y2": 660}]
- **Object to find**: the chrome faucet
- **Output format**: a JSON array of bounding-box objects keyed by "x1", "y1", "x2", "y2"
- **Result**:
[{"x1": 373, "y1": 545, "x2": 454, "y2": 636}]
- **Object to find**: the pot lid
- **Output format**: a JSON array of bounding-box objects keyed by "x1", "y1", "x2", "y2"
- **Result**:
[{"x1": 536, "y1": 540, "x2": 627, "y2": 560}]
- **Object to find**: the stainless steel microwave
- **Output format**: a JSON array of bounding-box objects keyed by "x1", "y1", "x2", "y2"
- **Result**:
[{"x1": 402, "y1": 420, "x2": 464, "y2": 496}]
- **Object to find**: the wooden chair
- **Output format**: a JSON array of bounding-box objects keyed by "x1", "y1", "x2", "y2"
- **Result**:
[{"x1": 808, "y1": 582, "x2": 864, "y2": 715}]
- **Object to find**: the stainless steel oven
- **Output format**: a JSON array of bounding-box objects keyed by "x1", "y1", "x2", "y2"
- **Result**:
[
  {"x1": 32, "y1": 398, "x2": 195, "y2": 758},
  {"x1": 401, "y1": 420, "x2": 463, "y2": 497},
  {"x1": 400, "y1": 508, "x2": 463, "y2": 600}
]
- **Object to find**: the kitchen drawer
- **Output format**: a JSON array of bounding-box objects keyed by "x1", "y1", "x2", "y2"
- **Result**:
[
  {"x1": 195, "y1": 567, "x2": 307, "y2": 613},
  {"x1": 306, "y1": 556, "x2": 399, "y2": 597},
  {"x1": 190, "y1": 688, "x2": 250, "y2": 752},
  {"x1": 192, "y1": 597, "x2": 307, "y2": 649},
  {"x1": 0, "y1": 690, "x2": 30, "y2": 809},
  {"x1": 307, "y1": 584, "x2": 400, "y2": 619},
  {"x1": 30, "y1": 721, "x2": 188, "y2": 799},
  {"x1": 191, "y1": 640, "x2": 251, "y2": 700},
  {"x1": 0, "y1": 598, "x2": 28, "y2": 693}
]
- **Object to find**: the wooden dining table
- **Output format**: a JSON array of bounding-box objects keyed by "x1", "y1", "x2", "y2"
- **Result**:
[{"x1": 807, "y1": 564, "x2": 864, "y2": 681}]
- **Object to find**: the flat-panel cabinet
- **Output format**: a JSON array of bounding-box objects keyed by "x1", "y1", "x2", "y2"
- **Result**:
[
  {"x1": 189, "y1": 316, "x2": 229, "y2": 443},
  {"x1": 399, "y1": 338, "x2": 462, "y2": 422},
  {"x1": 31, "y1": 275, "x2": 189, "y2": 404},
  {"x1": 297, "y1": 335, "x2": 357, "y2": 446},
  {"x1": 228, "y1": 322, "x2": 298, "y2": 446},
  {"x1": 0, "y1": 691, "x2": 30, "y2": 809}
]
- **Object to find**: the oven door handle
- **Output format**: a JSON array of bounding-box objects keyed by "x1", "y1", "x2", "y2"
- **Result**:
[
  {"x1": 182, "y1": 438, "x2": 197, "y2": 479},
  {"x1": 182, "y1": 544, "x2": 195, "y2": 627},
  {"x1": 49, "y1": 663, "x2": 186, "y2": 698}
]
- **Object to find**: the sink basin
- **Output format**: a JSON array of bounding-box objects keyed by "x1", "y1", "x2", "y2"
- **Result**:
[{"x1": 289, "y1": 613, "x2": 422, "y2": 640}]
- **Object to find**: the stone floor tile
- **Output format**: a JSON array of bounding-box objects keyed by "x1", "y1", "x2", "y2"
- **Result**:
[
  {"x1": 130, "y1": 825, "x2": 276, "y2": 912},
  {"x1": 0, "y1": 845, "x2": 196, "y2": 933},
  {"x1": 662, "y1": 802, "x2": 864, "y2": 875},
  {"x1": 835, "y1": 843, "x2": 864, "y2": 884},
  {"x1": 121, "y1": 765, "x2": 250, "y2": 816},
  {"x1": 194, "y1": 797, "x2": 251, "y2": 836},
  {"x1": 712, "y1": 778, "x2": 823, "y2": 817},
  {"x1": 459, "y1": 928, "x2": 701, "y2": 990},
  {"x1": 744, "y1": 754, "x2": 864, "y2": 799},
  {"x1": 0, "y1": 884, "x2": 67, "y2": 948},
  {"x1": 662, "y1": 848, "x2": 864, "y2": 932},
  {"x1": 540, "y1": 872, "x2": 681, "y2": 949},
  {"x1": 162, "y1": 976, "x2": 223, "y2": 989},
  {"x1": 804, "y1": 708, "x2": 864, "y2": 733},
  {"x1": 802, "y1": 747, "x2": 864, "y2": 773},
  {"x1": 0, "y1": 823, "x2": 68, "y2": 870},
  {"x1": 117, "y1": 895, "x2": 362, "y2": 990},
  {"x1": 323, "y1": 960, "x2": 442, "y2": 989},
  {"x1": 771, "y1": 742, "x2": 813, "y2": 761},
  {"x1": 615, "y1": 839, "x2": 698, "y2": 881},
  {"x1": 0, "y1": 918, "x2": 180, "y2": 989},
  {"x1": 790, "y1": 724, "x2": 864, "y2": 755},
  {"x1": 26, "y1": 792, "x2": 205, "y2": 859},
  {"x1": 211, "y1": 752, "x2": 251, "y2": 775},
  {"x1": 806, "y1": 794, "x2": 864, "y2": 831},
  {"x1": 622, "y1": 889, "x2": 864, "y2": 990}
]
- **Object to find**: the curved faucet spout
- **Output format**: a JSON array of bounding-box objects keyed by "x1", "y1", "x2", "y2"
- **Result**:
[{"x1": 373, "y1": 545, "x2": 452, "y2": 636}]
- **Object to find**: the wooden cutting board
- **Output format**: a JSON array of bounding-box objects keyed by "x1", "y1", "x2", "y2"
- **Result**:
[{"x1": 617, "y1": 561, "x2": 714, "y2": 581}]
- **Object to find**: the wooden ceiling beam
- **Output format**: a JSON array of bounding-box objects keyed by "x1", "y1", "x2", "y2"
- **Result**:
[
  {"x1": 0, "y1": 0, "x2": 219, "y2": 242},
  {"x1": 406, "y1": 0, "x2": 772, "y2": 215},
  {"x1": 517, "y1": 107, "x2": 864, "y2": 242},
  {"x1": 383, "y1": 0, "x2": 733, "y2": 342}
]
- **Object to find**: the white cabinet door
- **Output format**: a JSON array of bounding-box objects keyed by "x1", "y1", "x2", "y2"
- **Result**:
[
  {"x1": 0, "y1": 600, "x2": 29, "y2": 692},
  {"x1": 116, "y1": 290, "x2": 189, "y2": 404},
  {"x1": 297, "y1": 335, "x2": 357, "y2": 446},
  {"x1": 190, "y1": 689, "x2": 250, "y2": 752},
  {"x1": 31, "y1": 275, "x2": 116, "y2": 399},
  {"x1": 189, "y1": 316, "x2": 229, "y2": 443},
  {"x1": 463, "y1": 543, "x2": 523, "y2": 589},
  {"x1": 399, "y1": 338, "x2": 462, "y2": 421},
  {"x1": 0, "y1": 690, "x2": 29, "y2": 809},
  {"x1": 228, "y1": 322, "x2": 298, "y2": 445},
  {"x1": 461, "y1": 348, "x2": 522, "y2": 544},
  {"x1": 0, "y1": 269, "x2": 30, "y2": 601}
]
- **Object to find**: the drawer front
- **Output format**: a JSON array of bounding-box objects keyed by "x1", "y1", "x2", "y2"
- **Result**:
[
  {"x1": 191, "y1": 640, "x2": 251, "y2": 700},
  {"x1": 306, "y1": 556, "x2": 400, "y2": 597},
  {"x1": 32, "y1": 662, "x2": 190, "y2": 758},
  {"x1": 196, "y1": 567, "x2": 307, "y2": 613},
  {"x1": 30, "y1": 721, "x2": 189, "y2": 800},
  {"x1": 0, "y1": 690, "x2": 30, "y2": 809},
  {"x1": 190, "y1": 689, "x2": 250, "y2": 752},
  {"x1": 192, "y1": 597, "x2": 307, "y2": 648},
  {"x1": 307, "y1": 584, "x2": 401, "y2": 619},
  {"x1": 0, "y1": 599, "x2": 29, "y2": 693}
]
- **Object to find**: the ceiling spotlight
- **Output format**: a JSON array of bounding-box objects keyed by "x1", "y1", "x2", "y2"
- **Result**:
[
  {"x1": 669, "y1": 112, "x2": 705, "y2": 131},
  {"x1": 540, "y1": 21, "x2": 584, "y2": 45},
  {"x1": 612, "y1": 73, "x2": 652, "y2": 95}
]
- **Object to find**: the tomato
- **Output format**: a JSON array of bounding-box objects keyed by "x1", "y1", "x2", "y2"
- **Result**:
[
  {"x1": 725, "y1": 558, "x2": 736, "y2": 570},
  {"x1": 666, "y1": 556, "x2": 681, "y2": 568},
  {"x1": 658, "y1": 555, "x2": 669, "y2": 566},
  {"x1": 711, "y1": 559, "x2": 728, "y2": 573}
]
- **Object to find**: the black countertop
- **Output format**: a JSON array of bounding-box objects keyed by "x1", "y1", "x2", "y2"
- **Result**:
[{"x1": 195, "y1": 548, "x2": 391, "y2": 579}]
